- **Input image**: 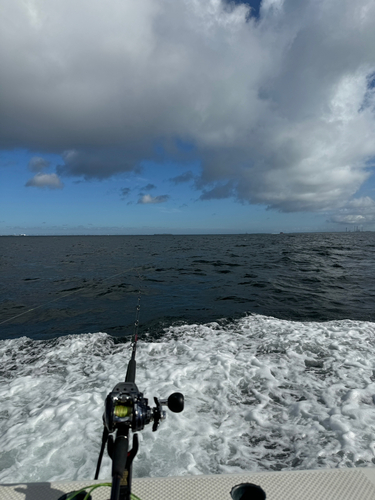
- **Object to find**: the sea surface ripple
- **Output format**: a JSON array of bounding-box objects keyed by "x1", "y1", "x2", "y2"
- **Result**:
[{"x1": 1, "y1": 233, "x2": 375, "y2": 339}]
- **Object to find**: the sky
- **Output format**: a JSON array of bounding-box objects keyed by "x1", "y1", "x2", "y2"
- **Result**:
[{"x1": 1, "y1": 0, "x2": 375, "y2": 235}]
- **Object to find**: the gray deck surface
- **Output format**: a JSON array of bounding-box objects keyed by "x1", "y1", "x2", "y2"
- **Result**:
[{"x1": 2, "y1": 468, "x2": 375, "y2": 499}]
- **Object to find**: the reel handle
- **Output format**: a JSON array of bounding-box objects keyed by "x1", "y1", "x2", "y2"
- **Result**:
[{"x1": 160, "y1": 392, "x2": 184, "y2": 413}]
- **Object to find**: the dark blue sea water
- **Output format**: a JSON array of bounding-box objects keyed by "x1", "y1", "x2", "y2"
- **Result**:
[
  {"x1": 2, "y1": 233, "x2": 375, "y2": 482},
  {"x1": 1, "y1": 232, "x2": 375, "y2": 340}
]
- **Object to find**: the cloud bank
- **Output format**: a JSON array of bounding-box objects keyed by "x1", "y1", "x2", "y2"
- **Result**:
[
  {"x1": 329, "y1": 197, "x2": 375, "y2": 224},
  {"x1": 1, "y1": 0, "x2": 375, "y2": 221}
]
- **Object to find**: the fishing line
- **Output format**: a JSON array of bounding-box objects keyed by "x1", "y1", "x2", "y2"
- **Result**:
[{"x1": 0, "y1": 266, "x2": 143, "y2": 326}]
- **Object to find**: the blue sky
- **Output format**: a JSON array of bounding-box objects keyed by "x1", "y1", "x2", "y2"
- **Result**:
[
  {"x1": 1, "y1": 0, "x2": 375, "y2": 235},
  {"x1": 1, "y1": 148, "x2": 326, "y2": 234}
]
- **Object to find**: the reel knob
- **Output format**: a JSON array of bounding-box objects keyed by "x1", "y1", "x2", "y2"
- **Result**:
[{"x1": 167, "y1": 392, "x2": 184, "y2": 413}]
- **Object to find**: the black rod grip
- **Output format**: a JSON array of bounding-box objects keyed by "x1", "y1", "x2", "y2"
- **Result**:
[
  {"x1": 112, "y1": 433, "x2": 129, "y2": 479},
  {"x1": 110, "y1": 476, "x2": 121, "y2": 500}
]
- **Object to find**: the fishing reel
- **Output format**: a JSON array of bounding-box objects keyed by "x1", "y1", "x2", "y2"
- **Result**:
[{"x1": 104, "y1": 381, "x2": 184, "y2": 433}]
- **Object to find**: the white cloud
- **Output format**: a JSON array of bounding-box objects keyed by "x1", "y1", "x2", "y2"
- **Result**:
[
  {"x1": 25, "y1": 173, "x2": 64, "y2": 189},
  {"x1": 138, "y1": 194, "x2": 169, "y2": 204},
  {"x1": 1, "y1": 0, "x2": 375, "y2": 215},
  {"x1": 329, "y1": 196, "x2": 375, "y2": 224}
]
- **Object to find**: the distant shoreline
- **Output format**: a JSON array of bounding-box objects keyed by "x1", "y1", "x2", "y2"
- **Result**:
[{"x1": 0, "y1": 230, "x2": 370, "y2": 237}]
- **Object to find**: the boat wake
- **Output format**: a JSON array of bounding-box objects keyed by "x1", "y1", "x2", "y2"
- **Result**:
[{"x1": 1, "y1": 314, "x2": 375, "y2": 482}]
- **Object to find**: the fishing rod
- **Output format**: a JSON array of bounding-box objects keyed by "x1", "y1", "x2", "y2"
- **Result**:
[{"x1": 93, "y1": 292, "x2": 184, "y2": 500}]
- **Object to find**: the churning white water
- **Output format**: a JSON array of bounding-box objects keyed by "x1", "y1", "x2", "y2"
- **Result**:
[{"x1": 1, "y1": 314, "x2": 375, "y2": 483}]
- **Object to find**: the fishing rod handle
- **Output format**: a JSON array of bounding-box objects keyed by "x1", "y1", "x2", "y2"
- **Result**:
[
  {"x1": 112, "y1": 430, "x2": 129, "y2": 479},
  {"x1": 111, "y1": 428, "x2": 130, "y2": 500}
]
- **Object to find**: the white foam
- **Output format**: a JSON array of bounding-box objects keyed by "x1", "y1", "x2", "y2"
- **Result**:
[{"x1": 1, "y1": 314, "x2": 375, "y2": 482}]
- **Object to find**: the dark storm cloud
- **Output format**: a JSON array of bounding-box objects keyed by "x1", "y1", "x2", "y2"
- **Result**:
[
  {"x1": 142, "y1": 183, "x2": 156, "y2": 191},
  {"x1": 28, "y1": 156, "x2": 50, "y2": 172},
  {"x1": 2, "y1": 0, "x2": 375, "y2": 221},
  {"x1": 200, "y1": 181, "x2": 236, "y2": 200},
  {"x1": 170, "y1": 171, "x2": 194, "y2": 184},
  {"x1": 56, "y1": 150, "x2": 140, "y2": 180}
]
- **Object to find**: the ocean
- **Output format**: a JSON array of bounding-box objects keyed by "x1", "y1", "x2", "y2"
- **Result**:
[{"x1": 1, "y1": 233, "x2": 375, "y2": 482}]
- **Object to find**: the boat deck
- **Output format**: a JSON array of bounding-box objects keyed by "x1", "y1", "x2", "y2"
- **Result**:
[{"x1": 2, "y1": 467, "x2": 375, "y2": 499}]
